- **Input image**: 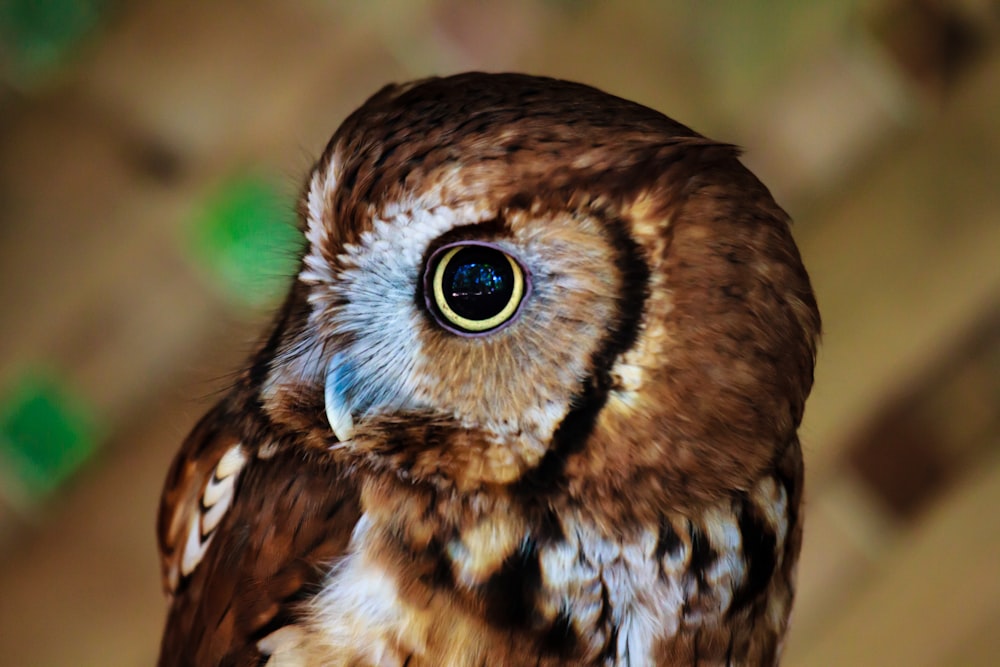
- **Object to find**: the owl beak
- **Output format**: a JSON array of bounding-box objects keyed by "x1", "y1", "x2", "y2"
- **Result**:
[{"x1": 324, "y1": 354, "x2": 355, "y2": 442}]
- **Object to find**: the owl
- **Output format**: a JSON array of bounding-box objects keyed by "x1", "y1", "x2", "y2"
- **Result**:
[{"x1": 157, "y1": 72, "x2": 820, "y2": 666}]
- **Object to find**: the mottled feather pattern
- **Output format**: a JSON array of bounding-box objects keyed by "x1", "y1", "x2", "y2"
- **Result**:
[{"x1": 157, "y1": 72, "x2": 819, "y2": 666}]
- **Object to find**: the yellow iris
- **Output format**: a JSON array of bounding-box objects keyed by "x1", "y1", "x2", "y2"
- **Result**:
[{"x1": 431, "y1": 245, "x2": 525, "y2": 332}]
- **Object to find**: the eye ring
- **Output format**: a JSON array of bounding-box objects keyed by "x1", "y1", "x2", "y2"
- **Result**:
[{"x1": 423, "y1": 241, "x2": 529, "y2": 336}]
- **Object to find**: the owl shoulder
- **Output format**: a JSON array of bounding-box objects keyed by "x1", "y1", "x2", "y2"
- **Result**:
[{"x1": 156, "y1": 399, "x2": 362, "y2": 665}]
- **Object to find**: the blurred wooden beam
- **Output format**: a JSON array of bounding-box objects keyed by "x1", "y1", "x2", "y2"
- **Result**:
[
  {"x1": 787, "y1": 445, "x2": 1000, "y2": 666},
  {"x1": 797, "y1": 51, "x2": 1000, "y2": 482}
]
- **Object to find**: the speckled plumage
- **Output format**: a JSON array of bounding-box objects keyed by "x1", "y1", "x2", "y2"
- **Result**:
[{"x1": 157, "y1": 72, "x2": 820, "y2": 666}]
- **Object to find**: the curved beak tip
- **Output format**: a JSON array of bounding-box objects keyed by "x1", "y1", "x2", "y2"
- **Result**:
[
  {"x1": 327, "y1": 406, "x2": 355, "y2": 443},
  {"x1": 325, "y1": 355, "x2": 356, "y2": 443}
]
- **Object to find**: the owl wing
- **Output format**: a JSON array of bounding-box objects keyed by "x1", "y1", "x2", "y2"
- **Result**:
[{"x1": 156, "y1": 401, "x2": 361, "y2": 666}]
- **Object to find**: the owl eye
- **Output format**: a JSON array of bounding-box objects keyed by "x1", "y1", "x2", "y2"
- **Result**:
[{"x1": 424, "y1": 242, "x2": 528, "y2": 335}]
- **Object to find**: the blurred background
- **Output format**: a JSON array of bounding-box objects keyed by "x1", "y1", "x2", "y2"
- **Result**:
[{"x1": 0, "y1": 1, "x2": 998, "y2": 664}]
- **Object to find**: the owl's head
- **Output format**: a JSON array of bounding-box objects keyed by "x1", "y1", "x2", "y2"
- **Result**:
[{"x1": 258, "y1": 73, "x2": 819, "y2": 504}]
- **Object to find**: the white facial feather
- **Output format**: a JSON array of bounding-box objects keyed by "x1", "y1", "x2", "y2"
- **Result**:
[
  {"x1": 321, "y1": 199, "x2": 497, "y2": 435},
  {"x1": 299, "y1": 155, "x2": 341, "y2": 285},
  {"x1": 294, "y1": 151, "x2": 505, "y2": 440},
  {"x1": 281, "y1": 152, "x2": 622, "y2": 456}
]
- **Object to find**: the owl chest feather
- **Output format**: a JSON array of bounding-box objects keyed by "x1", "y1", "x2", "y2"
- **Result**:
[{"x1": 298, "y1": 495, "x2": 768, "y2": 667}]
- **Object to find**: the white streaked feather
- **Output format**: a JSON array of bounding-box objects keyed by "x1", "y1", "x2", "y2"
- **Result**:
[
  {"x1": 181, "y1": 517, "x2": 215, "y2": 577},
  {"x1": 176, "y1": 442, "x2": 248, "y2": 579},
  {"x1": 201, "y1": 444, "x2": 246, "y2": 517},
  {"x1": 201, "y1": 480, "x2": 235, "y2": 533},
  {"x1": 215, "y1": 443, "x2": 248, "y2": 479},
  {"x1": 259, "y1": 625, "x2": 309, "y2": 667},
  {"x1": 539, "y1": 516, "x2": 688, "y2": 664},
  {"x1": 203, "y1": 465, "x2": 234, "y2": 508},
  {"x1": 754, "y1": 476, "x2": 789, "y2": 545}
]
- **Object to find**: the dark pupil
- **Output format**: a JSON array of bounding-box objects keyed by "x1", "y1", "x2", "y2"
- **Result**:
[{"x1": 442, "y1": 246, "x2": 514, "y2": 320}]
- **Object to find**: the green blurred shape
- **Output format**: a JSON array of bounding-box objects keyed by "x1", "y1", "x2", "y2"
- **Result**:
[
  {"x1": 0, "y1": 370, "x2": 100, "y2": 500},
  {"x1": 190, "y1": 173, "x2": 302, "y2": 307},
  {"x1": 0, "y1": 0, "x2": 110, "y2": 85}
]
